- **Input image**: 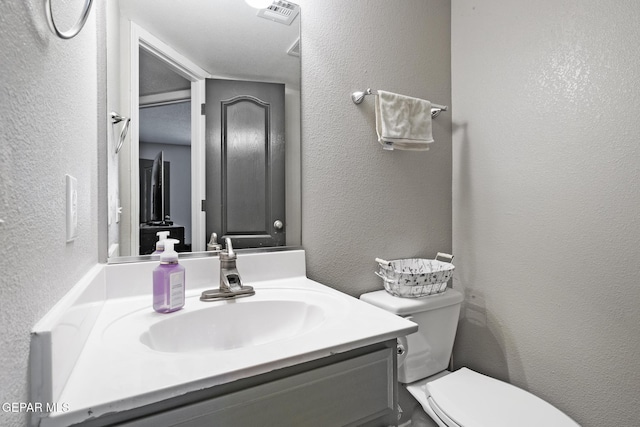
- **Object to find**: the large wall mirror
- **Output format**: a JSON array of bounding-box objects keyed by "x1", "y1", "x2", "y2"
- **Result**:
[{"x1": 106, "y1": 0, "x2": 301, "y2": 262}]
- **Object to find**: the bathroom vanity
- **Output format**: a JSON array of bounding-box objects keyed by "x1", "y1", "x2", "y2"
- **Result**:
[
  {"x1": 30, "y1": 250, "x2": 416, "y2": 426},
  {"x1": 104, "y1": 342, "x2": 397, "y2": 426}
]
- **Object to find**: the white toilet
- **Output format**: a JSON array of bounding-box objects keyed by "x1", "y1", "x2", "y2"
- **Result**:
[{"x1": 360, "y1": 288, "x2": 579, "y2": 427}]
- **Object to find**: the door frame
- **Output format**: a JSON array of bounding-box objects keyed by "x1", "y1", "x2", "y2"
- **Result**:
[{"x1": 128, "y1": 22, "x2": 209, "y2": 254}]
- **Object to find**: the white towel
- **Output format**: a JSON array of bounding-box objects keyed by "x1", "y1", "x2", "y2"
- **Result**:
[{"x1": 375, "y1": 90, "x2": 434, "y2": 151}]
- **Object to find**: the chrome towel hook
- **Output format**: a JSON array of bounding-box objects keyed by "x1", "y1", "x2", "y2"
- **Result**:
[
  {"x1": 45, "y1": 0, "x2": 94, "y2": 40},
  {"x1": 111, "y1": 112, "x2": 131, "y2": 155}
]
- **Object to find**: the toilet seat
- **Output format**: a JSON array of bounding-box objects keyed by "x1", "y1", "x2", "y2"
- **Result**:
[{"x1": 406, "y1": 368, "x2": 579, "y2": 427}]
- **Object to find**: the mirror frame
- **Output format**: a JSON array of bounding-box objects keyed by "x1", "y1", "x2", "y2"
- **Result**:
[{"x1": 106, "y1": 4, "x2": 302, "y2": 264}]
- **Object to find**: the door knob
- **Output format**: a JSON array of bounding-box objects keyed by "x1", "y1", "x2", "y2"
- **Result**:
[{"x1": 273, "y1": 220, "x2": 284, "y2": 230}]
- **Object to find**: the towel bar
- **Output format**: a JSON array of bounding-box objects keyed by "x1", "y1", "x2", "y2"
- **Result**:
[
  {"x1": 111, "y1": 112, "x2": 131, "y2": 155},
  {"x1": 351, "y1": 88, "x2": 448, "y2": 118}
]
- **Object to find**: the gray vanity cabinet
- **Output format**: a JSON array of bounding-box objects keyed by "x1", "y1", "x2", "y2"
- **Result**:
[{"x1": 109, "y1": 341, "x2": 398, "y2": 427}]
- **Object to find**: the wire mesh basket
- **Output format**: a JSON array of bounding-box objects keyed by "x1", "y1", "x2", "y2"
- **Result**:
[{"x1": 375, "y1": 253, "x2": 454, "y2": 298}]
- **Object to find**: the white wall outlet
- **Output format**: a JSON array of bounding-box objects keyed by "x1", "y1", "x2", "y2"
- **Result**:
[{"x1": 66, "y1": 175, "x2": 78, "y2": 242}]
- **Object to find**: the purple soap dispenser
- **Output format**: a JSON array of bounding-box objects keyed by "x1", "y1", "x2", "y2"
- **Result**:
[{"x1": 152, "y1": 239, "x2": 185, "y2": 313}]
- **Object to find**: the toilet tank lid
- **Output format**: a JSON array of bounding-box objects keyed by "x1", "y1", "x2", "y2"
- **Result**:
[
  {"x1": 427, "y1": 368, "x2": 580, "y2": 427},
  {"x1": 359, "y1": 288, "x2": 463, "y2": 316}
]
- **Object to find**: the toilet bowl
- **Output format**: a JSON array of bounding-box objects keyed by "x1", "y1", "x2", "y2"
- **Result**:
[{"x1": 360, "y1": 288, "x2": 579, "y2": 427}]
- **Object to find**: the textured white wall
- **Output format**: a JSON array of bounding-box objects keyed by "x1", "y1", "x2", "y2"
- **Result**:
[
  {"x1": 452, "y1": 1, "x2": 640, "y2": 425},
  {"x1": 298, "y1": 0, "x2": 452, "y2": 297},
  {"x1": 0, "y1": 2, "x2": 101, "y2": 425}
]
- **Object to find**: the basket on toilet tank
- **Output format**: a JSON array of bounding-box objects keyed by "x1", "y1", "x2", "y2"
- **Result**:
[{"x1": 375, "y1": 252, "x2": 454, "y2": 298}]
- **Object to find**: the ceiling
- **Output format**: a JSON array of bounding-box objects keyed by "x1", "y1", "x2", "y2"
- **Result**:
[
  {"x1": 119, "y1": 0, "x2": 301, "y2": 89},
  {"x1": 139, "y1": 101, "x2": 191, "y2": 146},
  {"x1": 139, "y1": 49, "x2": 191, "y2": 97}
]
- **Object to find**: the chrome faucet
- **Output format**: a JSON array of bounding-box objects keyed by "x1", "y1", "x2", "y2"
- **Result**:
[
  {"x1": 219, "y1": 237, "x2": 241, "y2": 292},
  {"x1": 200, "y1": 237, "x2": 255, "y2": 301}
]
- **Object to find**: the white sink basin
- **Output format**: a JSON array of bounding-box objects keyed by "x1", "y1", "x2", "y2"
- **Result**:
[
  {"x1": 141, "y1": 300, "x2": 325, "y2": 353},
  {"x1": 102, "y1": 288, "x2": 349, "y2": 354}
]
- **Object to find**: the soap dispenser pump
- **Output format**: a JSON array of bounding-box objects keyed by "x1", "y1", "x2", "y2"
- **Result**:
[
  {"x1": 152, "y1": 239, "x2": 185, "y2": 313},
  {"x1": 152, "y1": 230, "x2": 171, "y2": 254}
]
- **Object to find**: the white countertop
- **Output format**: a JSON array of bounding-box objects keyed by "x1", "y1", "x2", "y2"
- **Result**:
[{"x1": 34, "y1": 251, "x2": 416, "y2": 426}]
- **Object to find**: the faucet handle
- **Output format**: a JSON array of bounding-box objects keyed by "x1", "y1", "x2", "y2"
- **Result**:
[
  {"x1": 221, "y1": 237, "x2": 236, "y2": 260},
  {"x1": 207, "y1": 233, "x2": 222, "y2": 251}
]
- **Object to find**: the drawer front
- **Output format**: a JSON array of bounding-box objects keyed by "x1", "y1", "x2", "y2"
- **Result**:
[{"x1": 123, "y1": 347, "x2": 396, "y2": 427}]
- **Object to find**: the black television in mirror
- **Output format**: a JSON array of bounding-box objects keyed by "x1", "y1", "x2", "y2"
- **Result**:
[{"x1": 140, "y1": 151, "x2": 171, "y2": 226}]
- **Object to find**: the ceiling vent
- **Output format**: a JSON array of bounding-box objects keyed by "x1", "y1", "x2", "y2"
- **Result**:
[{"x1": 257, "y1": 1, "x2": 300, "y2": 26}]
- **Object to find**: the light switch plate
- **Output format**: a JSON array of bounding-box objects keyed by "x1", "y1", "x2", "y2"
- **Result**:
[{"x1": 66, "y1": 175, "x2": 78, "y2": 242}]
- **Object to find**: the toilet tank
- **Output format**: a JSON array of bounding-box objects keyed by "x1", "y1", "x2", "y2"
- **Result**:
[{"x1": 360, "y1": 288, "x2": 463, "y2": 384}]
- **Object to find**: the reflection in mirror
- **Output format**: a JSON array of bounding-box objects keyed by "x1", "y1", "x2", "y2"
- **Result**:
[{"x1": 106, "y1": 0, "x2": 301, "y2": 262}]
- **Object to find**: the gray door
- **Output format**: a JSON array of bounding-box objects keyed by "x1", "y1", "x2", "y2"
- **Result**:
[{"x1": 205, "y1": 79, "x2": 285, "y2": 249}]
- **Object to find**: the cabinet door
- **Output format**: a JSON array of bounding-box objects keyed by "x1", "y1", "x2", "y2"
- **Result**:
[{"x1": 121, "y1": 348, "x2": 396, "y2": 427}]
